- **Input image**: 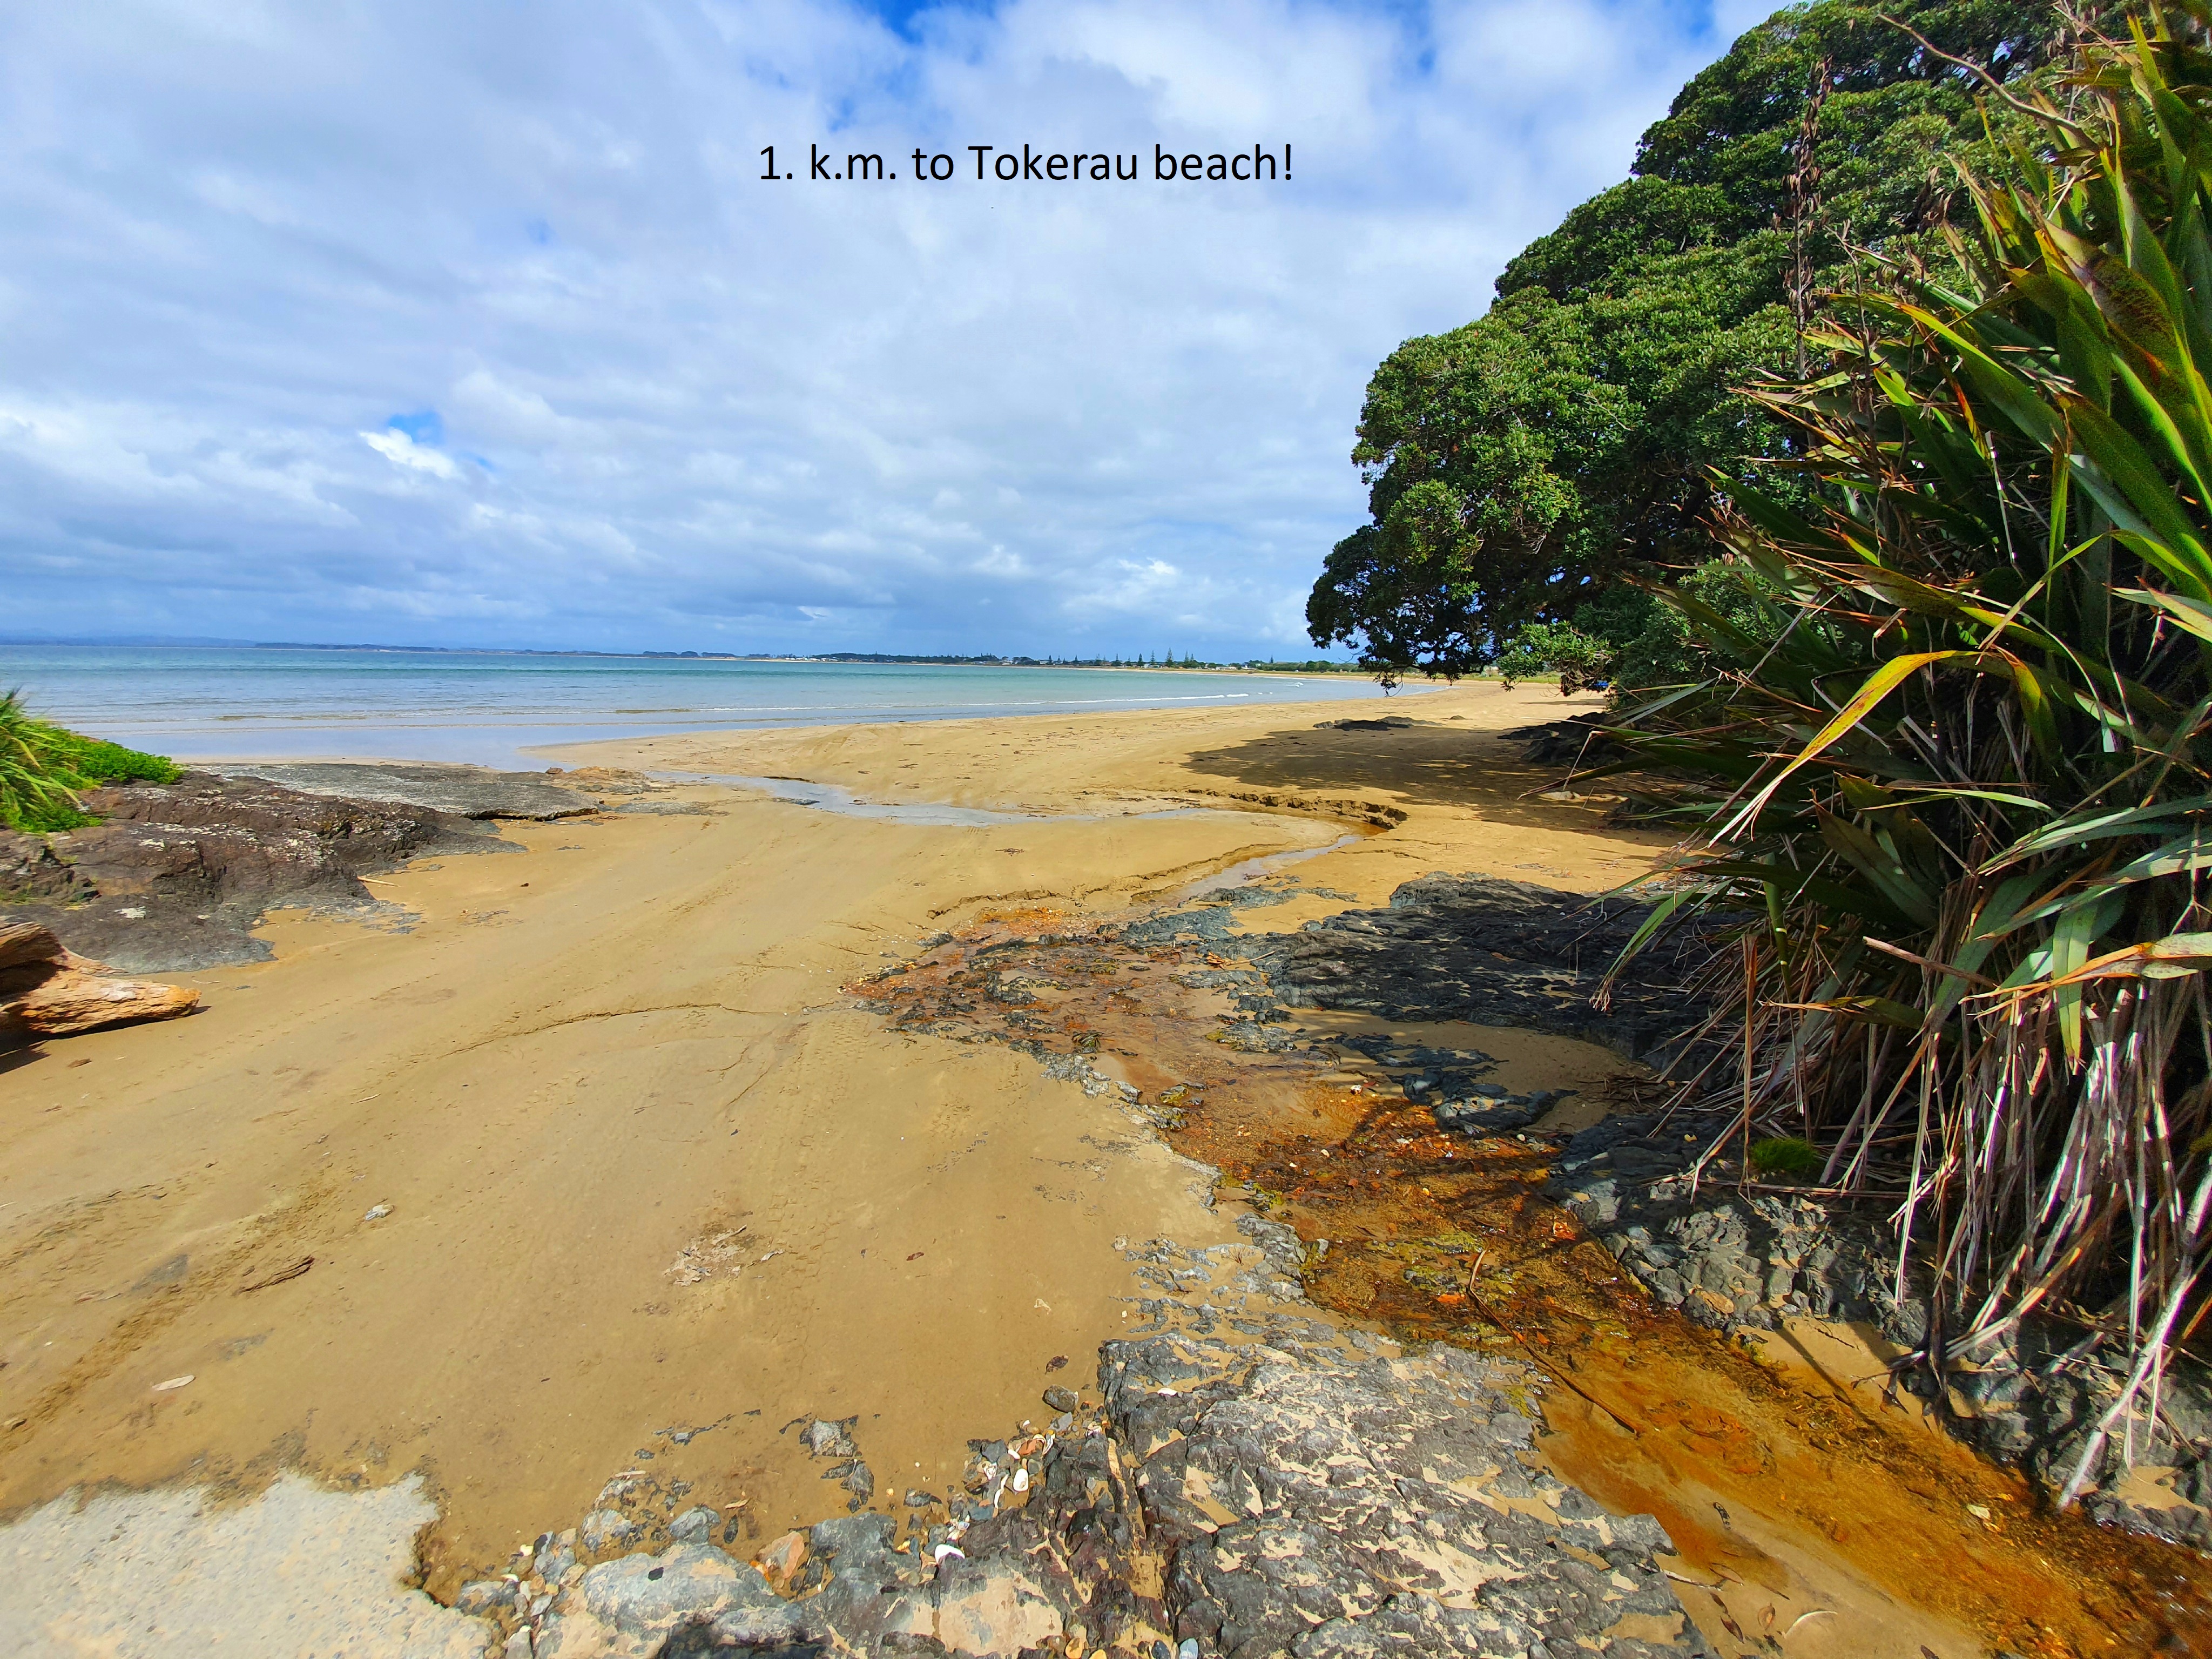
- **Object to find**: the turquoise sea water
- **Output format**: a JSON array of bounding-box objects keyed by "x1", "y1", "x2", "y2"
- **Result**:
[{"x1": 0, "y1": 645, "x2": 1410, "y2": 769}]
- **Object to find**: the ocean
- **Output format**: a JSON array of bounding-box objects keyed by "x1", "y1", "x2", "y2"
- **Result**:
[{"x1": 0, "y1": 645, "x2": 1413, "y2": 769}]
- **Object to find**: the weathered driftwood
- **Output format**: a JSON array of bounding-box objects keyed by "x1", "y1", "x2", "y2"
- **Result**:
[{"x1": 0, "y1": 920, "x2": 198, "y2": 1041}]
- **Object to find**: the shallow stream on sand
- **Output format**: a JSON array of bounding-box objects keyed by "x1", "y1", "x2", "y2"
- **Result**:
[
  {"x1": 853, "y1": 892, "x2": 2212, "y2": 1658},
  {"x1": 657, "y1": 768, "x2": 1366, "y2": 851}
]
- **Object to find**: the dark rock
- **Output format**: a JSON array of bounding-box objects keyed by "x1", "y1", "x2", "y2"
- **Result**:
[
  {"x1": 535, "y1": 1306, "x2": 1708, "y2": 1658},
  {"x1": 456, "y1": 1578, "x2": 521, "y2": 1615},
  {"x1": 1335, "y1": 1034, "x2": 1495, "y2": 1103},
  {"x1": 1432, "y1": 1090, "x2": 1561, "y2": 1137},
  {"x1": 1192, "y1": 885, "x2": 1291, "y2": 910},
  {"x1": 1501, "y1": 714, "x2": 1621, "y2": 766},
  {"x1": 1094, "y1": 1324, "x2": 1707, "y2": 1656},
  {"x1": 1113, "y1": 906, "x2": 1249, "y2": 951},
  {"x1": 668, "y1": 1507, "x2": 719, "y2": 1544},
  {"x1": 1042, "y1": 1386, "x2": 1080, "y2": 1414},
  {"x1": 572, "y1": 1542, "x2": 810, "y2": 1650},
  {"x1": 579, "y1": 1508, "x2": 643, "y2": 1556},
  {"x1": 0, "y1": 771, "x2": 508, "y2": 972},
  {"x1": 535, "y1": 1533, "x2": 579, "y2": 1584},
  {"x1": 1242, "y1": 875, "x2": 1723, "y2": 1063},
  {"x1": 0, "y1": 832, "x2": 99, "y2": 907},
  {"x1": 1547, "y1": 1110, "x2": 2212, "y2": 1541}
]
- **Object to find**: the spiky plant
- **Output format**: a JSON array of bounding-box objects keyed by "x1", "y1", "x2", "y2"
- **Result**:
[
  {"x1": 0, "y1": 690, "x2": 179, "y2": 834},
  {"x1": 0, "y1": 690, "x2": 90, "y2": 833},
  {"x1": 1602, "y1": 5, "x2": 2212, "y2": 1500}
]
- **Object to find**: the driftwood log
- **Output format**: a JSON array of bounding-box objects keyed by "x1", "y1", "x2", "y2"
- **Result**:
[{"x1": 0, "y1": 920, "x2": 199, "y2": 1043}]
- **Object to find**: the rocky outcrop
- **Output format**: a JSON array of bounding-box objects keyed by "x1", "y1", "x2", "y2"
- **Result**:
[
  {"x1": 504, "y1": 1300, "x2": 1704, "y2": 1659},
  {"x1": 1502, "y1": 715, "x2": 1621, "y2": 768},
  {"x1": 1543, "y1": 1110, "x2": 2212, "y2": 1552},
  {"x1": 1097, "y1": 1324, "x2": 1703, "y2": 1657},
  {"x1": 1242, "y1": 875, "x2": 1719, "y2": 1063},
  {"x1": 0, "y1": 920, "x2": 198, "y2": 1044},
  {"x1": 1231, "y1": 872, "x2": 2211, "y2": 1556},
  {"x1": 1545, "y1": 1108, "x2": 1906, "y2": 1336},
  {"x1": 1, "y1": 772, "x2": 508, "y2": 972},
  {"x1": 213, "y1": 763, "x2": 598, "y2": 820}
]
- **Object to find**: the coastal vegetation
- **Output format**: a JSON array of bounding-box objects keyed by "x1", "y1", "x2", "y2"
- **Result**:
[
  {"x1": 1611, "y1": 4, "x2": 2212, "y2": 1494},
  {"x1": 1314, "y1": 0, "x2": 2212, "y2": 1500},
  {"x1": 1306, "y1": 0, "x2": 2060, "y2": 688},
  {"x1": 0, "y1": 690, "x2": 179, "y2": 834}
]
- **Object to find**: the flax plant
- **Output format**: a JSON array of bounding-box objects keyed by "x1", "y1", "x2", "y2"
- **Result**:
[
  {"x1": 1604, "y1": 5, "x2": 2212, "y2": 1500},
  {"x1": 0, "y1": 690, "x2": 180, "y2": 834},
  {"x1": 0, "y1": 690, "x2": 87, "y2": 834}
]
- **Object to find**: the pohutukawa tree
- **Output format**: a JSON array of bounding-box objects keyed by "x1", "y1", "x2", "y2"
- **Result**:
[{"x1": 1306, "y1": 0, "x2": 2066, "y2": 686}]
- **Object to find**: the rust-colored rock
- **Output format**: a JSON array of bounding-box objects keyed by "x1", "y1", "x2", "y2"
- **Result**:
[
  {"x1": 751, "y1": 1529, "x2": 809, "y2": 1595},
  {"x1": 0, "y1": 921, "x2": 199, "y2": 1043}
]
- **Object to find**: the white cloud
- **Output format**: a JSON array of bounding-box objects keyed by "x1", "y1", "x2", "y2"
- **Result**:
[
  {"x1": 360, "y1": 429, "x2": 462, "y2": 480},
  {"x1": 0, "y1": 0, "x2": 1758, "y2": 654}
]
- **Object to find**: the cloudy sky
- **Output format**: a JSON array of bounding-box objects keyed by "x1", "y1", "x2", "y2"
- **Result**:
[{"x1": 1, "y1": 0, "x2": 1771, "y2": 658}]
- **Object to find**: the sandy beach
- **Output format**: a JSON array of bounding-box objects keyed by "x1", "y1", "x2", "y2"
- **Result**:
[
  {"x1": 5, "y1": 682, "x2": 2203, "y2": 1658},
  {"x1": 0, "y1": 685, "x2": 1657, "y2": 1589}
]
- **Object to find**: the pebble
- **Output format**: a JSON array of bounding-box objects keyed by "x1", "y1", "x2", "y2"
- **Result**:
[
  {"x1": 455, "y1": 1579, "x2": 519, "y2": 1615},
  {"x1": 754, "y1": 1529, "x2": 810, "y2": 1594},
  {"x1": 667, "y1": 1506, "x2": 718, "y2": 1544},
  {"x1": 577, "y1": 1508, "x2": 640, "y2": 1555}
]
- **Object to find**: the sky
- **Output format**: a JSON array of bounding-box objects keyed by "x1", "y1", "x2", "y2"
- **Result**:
[{"x1": 0, "y1": 0, "x2": 1776, "y2": 659}]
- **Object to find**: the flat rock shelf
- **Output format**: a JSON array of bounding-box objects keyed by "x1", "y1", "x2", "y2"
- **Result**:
[{"x1": 498, "y1": 1290, "x2": 1708, "y2": 1659}]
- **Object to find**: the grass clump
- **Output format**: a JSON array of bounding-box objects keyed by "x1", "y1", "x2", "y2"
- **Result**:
[
  {"x1": 1747, "y1": 1137, "x2": 1824, "y2": 1182},
  {"x1": 0, "y1": 689, "x2": 180, "y2": 833}
]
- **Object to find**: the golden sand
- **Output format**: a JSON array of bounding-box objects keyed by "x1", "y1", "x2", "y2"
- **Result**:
[
  {"x1": 0, "y1": 682, "x2": 1644, "y2": 1591},
  {"x1": 13, "y1": 680, "x2": 2168, "y2": 1657}
]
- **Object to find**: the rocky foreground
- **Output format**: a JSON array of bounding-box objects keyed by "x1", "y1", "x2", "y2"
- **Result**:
[
  {"x1": 473, "y1": 1232, "x2": 1705, "y2": 1659},
  {"x1": 1259, "y1": 875, "x2": 2212, "y2": 1554}
]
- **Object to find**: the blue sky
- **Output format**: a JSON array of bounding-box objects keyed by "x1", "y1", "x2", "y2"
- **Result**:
[{"x1": 0, "y1": 0, "x2": 1772, "y2": 657}]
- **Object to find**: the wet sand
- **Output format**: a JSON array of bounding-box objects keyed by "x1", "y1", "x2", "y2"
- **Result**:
[
  {"x1": 0, "y1": 684, "x2": 1614, "y2": 1590},
  {"x1": 0, "y1": 778, "x2": 1289, "y2": 1587},
  {"x1": 6, "y1": 680, "x2": 2198, "y2": 1654}
]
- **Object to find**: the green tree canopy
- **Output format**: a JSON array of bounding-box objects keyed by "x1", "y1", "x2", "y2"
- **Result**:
[{"x1": 1306, "y1": 0, "x2": 2064, "y2": 683}]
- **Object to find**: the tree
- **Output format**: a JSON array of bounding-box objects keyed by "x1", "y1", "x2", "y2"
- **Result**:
[{"x1": 1307, "y1": 0, "x2": 2066, "y2": 683}]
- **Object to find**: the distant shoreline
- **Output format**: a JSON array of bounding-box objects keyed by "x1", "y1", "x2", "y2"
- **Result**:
[
  {"x1": 0, "y1": 647, "x2": 1433, "y2": 771},
  {"x1": 0, "y1": 639, "x2": 1378, "y2": 677}
]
